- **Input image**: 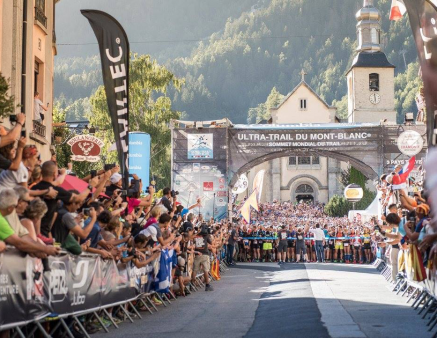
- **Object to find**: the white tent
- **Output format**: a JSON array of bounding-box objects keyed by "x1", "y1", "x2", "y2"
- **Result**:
[{"x1": 348, "y1": 195, "x2": 380, "y2": 223}]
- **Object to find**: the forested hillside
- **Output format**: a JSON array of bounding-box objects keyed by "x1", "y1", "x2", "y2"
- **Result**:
[{"x1": 54, "y1": 0, "x2": 421, "y2": 123}]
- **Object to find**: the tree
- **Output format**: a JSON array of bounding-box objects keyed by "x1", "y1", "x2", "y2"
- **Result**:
[
  {"x1": 247, "y1": 87, "x2": 284, "y2": 123},
  {"x1": 0, "y1": 73, "x2": 16, "y2": 118},
  {"x1": 324, "y1": 195, "x2": 350, "y2": 217},
  {"x1": 88, "y1": 54, "x2": 182, "y2": 188}
]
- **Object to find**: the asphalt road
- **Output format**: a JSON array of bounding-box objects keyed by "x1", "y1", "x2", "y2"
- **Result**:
[{"x1": 94, "y1": 262, "x2": 432, "y2": 338}]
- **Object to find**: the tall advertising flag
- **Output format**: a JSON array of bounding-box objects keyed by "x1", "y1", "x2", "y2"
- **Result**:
[
  {"x1": 129, "y1": 132, "x2": 151, "y2": 188},
  {"x1": 81, "y1": 10, "x2": 130, "y2": 188},
  {"x1": 403, "y1": 0, "x2": 437, "y2": 146}
]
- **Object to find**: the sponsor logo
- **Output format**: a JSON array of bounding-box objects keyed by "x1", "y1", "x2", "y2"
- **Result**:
[
  {"x1": 397, "y1": 130, "x2": 424, "y2": 156},
  {"x1": 203, "y1": 182, "x2": 214, "y2": 191},
  {"x1": 72, "y1": 260, "x2": 89, "y2": 306},
  {"x1": 50, "y1": 261, "x2": 68, "y2": 303}
]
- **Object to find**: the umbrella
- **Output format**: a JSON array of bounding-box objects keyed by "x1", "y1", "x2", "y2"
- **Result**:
[
  {"x1": 59, "y1": 175, "x2": 110, "y2": 198},
  {"x1": 60, "y1": 175, "x2": 89, "y2": 192}
]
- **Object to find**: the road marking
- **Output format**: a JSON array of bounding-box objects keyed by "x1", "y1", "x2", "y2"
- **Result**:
[{"x1": 306, "y1": 265, "x2": 367, "y2": 338}]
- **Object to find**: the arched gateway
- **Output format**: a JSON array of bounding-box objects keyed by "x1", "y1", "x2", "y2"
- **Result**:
[{"x1": 171, "y1": 120, "x2": 427, "y2": 219}]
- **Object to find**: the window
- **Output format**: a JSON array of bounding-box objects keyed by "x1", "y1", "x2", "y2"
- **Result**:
[
  {"x1": 298, "y1": 156, "x2": 311, "y2": 165},
  {"x1": 371, "y1": 28, "x2": 379, "y2": 44},
  {"x1": 299, "y1": 99, "x2": 307, "y2": 110},
  {"x1": 288, "y1": 157, "x2": 296, "y2": 166},
  {"x1": 288, "y1": 156, "x2": 321, "y2": 169},
  {"x1": 369, "y1": 73, "x2": 379, "y2": 91},
  {"x1": 34, "y1": 61, "x2": 39, "y2": 94},
  {"x1": 35, "y1": 0, "x2": 47, "y2": 28},
  {"x1": 296, "y1": 184, "x2": 314, "y2": 194}
]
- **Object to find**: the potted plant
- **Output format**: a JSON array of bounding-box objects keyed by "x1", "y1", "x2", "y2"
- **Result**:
[{"x1": 53, "y1": 127, "x2": 64, "y2": 144}]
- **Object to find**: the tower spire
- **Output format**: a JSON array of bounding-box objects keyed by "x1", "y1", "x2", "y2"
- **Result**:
[{"x1": 356, "y1": 0, "x2": 381, "y2": 53}]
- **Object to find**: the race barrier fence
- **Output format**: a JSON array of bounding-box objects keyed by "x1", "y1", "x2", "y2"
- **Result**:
[
  {"x1": 373, "y1": 249, "x2": 437, "y2": 337},
  {"x1": 0, "y1": 247, "x2": 228, "y2": 337}
]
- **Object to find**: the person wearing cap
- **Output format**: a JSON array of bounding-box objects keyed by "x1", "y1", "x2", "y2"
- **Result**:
[
  {"x1": 404, "y1": 204, "x2": 430, "y2": 243},
  {"x1": 106, "y1": 173, "x2": 123, "y2": 197},
  {"x1": 140, "y1": 225, "x2": 158, "y2": 242}
]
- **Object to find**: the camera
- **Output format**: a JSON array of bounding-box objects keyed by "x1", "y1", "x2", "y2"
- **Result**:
[
  {"x1": 90, "y1": 170, "x2": 97, "y2": 178},
  {"x1": 171, "y1": 190, "x2": 179, "y2": 198},
  {"x1": 104, "y1": 163, "x2": 116, "y2": 171}
]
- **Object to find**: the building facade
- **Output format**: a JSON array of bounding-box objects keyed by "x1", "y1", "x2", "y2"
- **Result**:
[
  {"x1": 0, "y1": 0, "x2": 59, "y2": 160},
  {"x1": 245, "y1": 0, "x2": 397, "y2": 204}
]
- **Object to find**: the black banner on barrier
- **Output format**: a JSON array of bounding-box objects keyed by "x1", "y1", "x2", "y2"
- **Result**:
[{"x1": 0, "y1": 250, "x2": 148, "y2": 329}]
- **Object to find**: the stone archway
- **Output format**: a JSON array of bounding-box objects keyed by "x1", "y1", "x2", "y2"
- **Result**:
[{"x1": 289, "y1": 177, "x2": 320, "y2": 203}]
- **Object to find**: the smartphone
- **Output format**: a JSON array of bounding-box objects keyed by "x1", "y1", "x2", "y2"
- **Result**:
[
  {"x1": 104, "y1": 163, "x2": 115, "y2": 171},
  {"x1": 83, "y1": 208, "x2": 90, "y2": 216},
  {"x1": 21, "y1": 129, "x2": 26, "y2": 138},
  {"x1": 120, "y1": 190, "x2": 128, "y2": 197},
  {"x1": 90, "y1": 170, "x2": 97, "y2": 178}
]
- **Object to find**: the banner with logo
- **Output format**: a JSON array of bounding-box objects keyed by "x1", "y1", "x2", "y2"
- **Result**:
[
  {"x1": 82, "y1": 10, "x2": 130, "y2": 188},
  {"x1": 187, "y1": 134, "x2": 214, "y2": 159},
  {"x1": 172, "y1": 128, "x2": 228, "y2": 220},
  {"x1": 129, "y1": 132, "x2": 151, "y2": 188},
  {"x1": 67, "y1": 135, "x2": 104, "y2": 162},
  {"x1": 404, "y1": 0, "x2": 437, "y2": 145},
  {"x1": 0, "y1": 250, "x2": 146, "y2": 329}
]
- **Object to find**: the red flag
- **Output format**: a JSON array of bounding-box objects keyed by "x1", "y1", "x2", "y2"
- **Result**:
[
  {"x1": 390, "y1": 0, "x2": 406, "y2": 21},
  {"x1": 392, "y1": 156, "x2": 415, "y2": 190}
]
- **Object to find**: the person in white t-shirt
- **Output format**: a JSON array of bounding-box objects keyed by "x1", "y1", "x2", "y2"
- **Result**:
[
  {"x1": 34, "y1": 92, "x2": 48, "y2": 123},
  {"x1": 310, "y1": 224, "x2": 325, "y2": 263}
]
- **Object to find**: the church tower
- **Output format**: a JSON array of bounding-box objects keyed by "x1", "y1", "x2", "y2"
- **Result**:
[{"x1": 347, "y1": 0, "x2": 397, "y2": 123}]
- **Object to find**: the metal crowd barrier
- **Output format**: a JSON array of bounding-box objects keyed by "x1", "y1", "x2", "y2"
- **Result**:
[
  {"x1": 2, "y1": 248, "x2": 230, "y2": 338},
  {"x1": 373, "y1": 258, "x2": 437, "y2": 337}
]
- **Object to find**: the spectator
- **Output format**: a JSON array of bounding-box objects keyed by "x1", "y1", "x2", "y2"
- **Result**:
[
  {"x1": 143, "y1": 205, "x2": 165, "y2": 230},
  {"x1": 22, "y1": 197, "x2": 48, "y2": 242},
  {"x1": 31, "y1": 161, "x2": 98, "y2": 239},
  {"x1": 151, "y1": 213, "x2": 175, "y2": 246},
  {"x1": 385, "y1": 213, "x2": 402, "y2": 280},
  {"x1": 0, "y1": 113, "x2": 25, "y2": 171},
  {"x1": 0, "y1": 189, "x2": 59, "y2": 257},
  {"x1": 51, "y1": 194, "x2": 97, "y2": 255},
  {"x1": 4, "y1": 186, "x2": 33, "y2": 240},
  {"x1": 227, "y1": 224, "x2": 238, "y2": 266},
  {"x1": 192, "y1": 224, "x2": 214, "y2": 291},
  {"x1": 34, "y1": 91, "x2": 48, "y2": 123}
]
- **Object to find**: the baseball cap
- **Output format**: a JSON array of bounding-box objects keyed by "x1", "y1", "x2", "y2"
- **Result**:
[
  {"x1": 142, "y1": 226, "x2": 158, "y2": 241},
  {"x1": 110, "y1": 173, "x2": 122, "y2": 184}
]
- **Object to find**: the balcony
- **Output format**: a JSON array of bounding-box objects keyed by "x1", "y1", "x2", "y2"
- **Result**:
[
  {"x1": 32, "y1": 120, "x2": 46, "y2": 138},
  {"x1": 35, "y1": 0, "x2": 47, "y2": 28}
]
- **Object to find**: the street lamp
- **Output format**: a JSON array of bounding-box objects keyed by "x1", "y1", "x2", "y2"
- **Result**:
[{"x1": 344, "y1": 184, "x2": 363, "y2": 210}]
